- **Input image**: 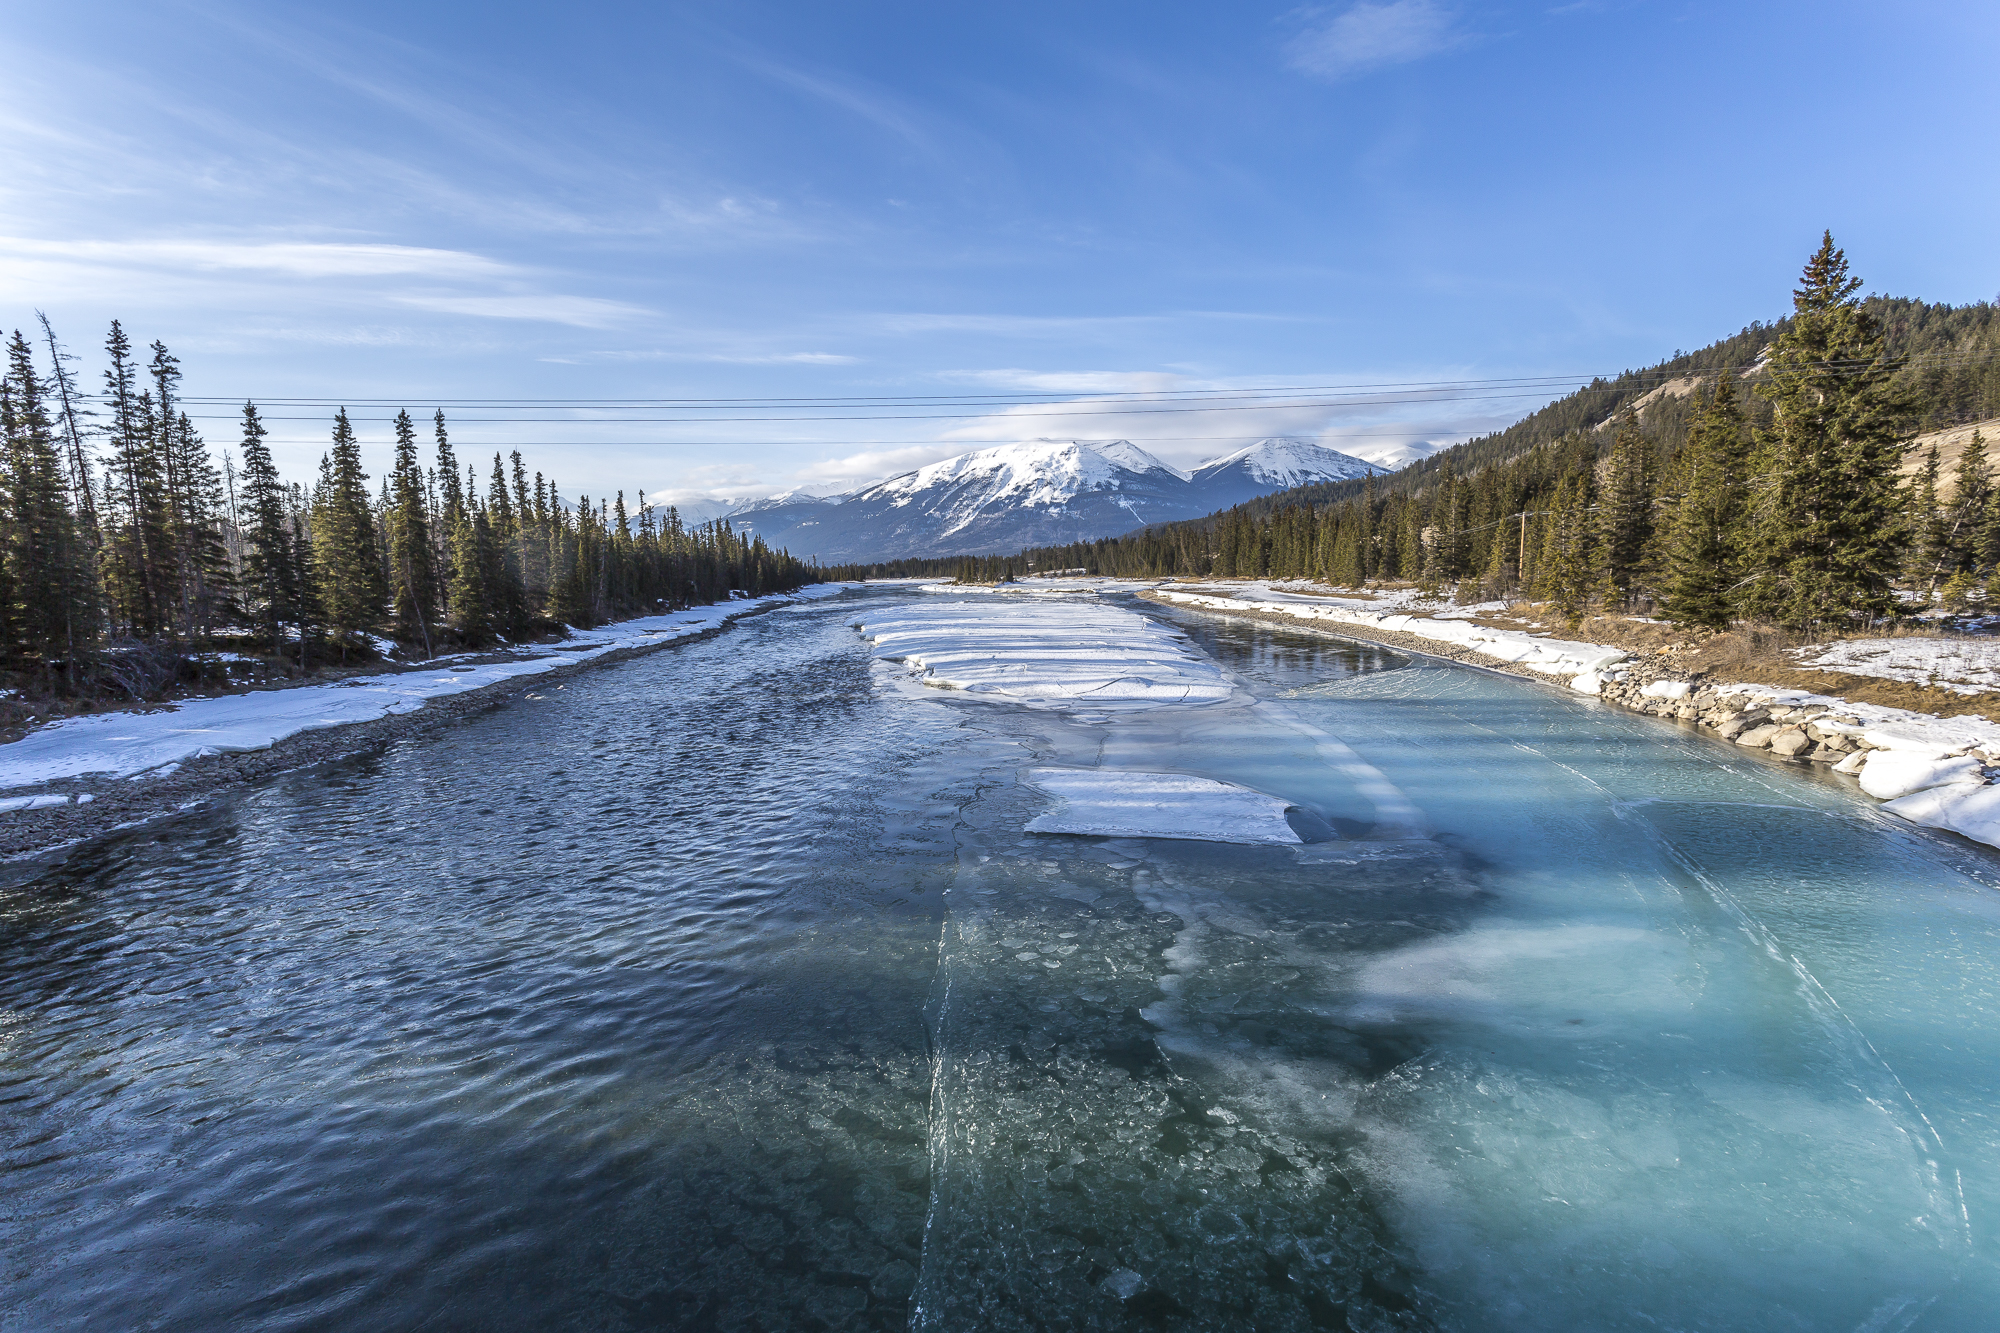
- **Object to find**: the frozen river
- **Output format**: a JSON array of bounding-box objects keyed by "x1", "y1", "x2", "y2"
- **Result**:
[{"x1": 3, "y1": 584, "x2": 1998, "y2": 1331}]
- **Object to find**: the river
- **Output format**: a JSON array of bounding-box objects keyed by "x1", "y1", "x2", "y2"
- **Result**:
[{"x1": 2, "y1": 584, "x2": 1997, "y2": 1331}]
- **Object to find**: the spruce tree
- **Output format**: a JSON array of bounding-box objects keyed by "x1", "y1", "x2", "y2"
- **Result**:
[
  {"x1": 1596, "y1": 411, "x2": 1656, "y2": 606},
  {"x1": 102, "y1": 322, "x2": 171, "y2": 636},
  {"x1": 1537, "y1": 471, "x2": 1595, "y2": 627},
  {"x1": 386, "y1": 409, "x2": 439, "y2": 655},
  {"x1": 1945, "y1": 429, "x2": 1991, "y2": 576},
  {"x1": 236, "y1": 402, "x2": 308, "y2": 652},
  {"x1": 1658, "y1": 372, "x2": 1750, "y2": 628},
  {"x1": 1749, "y1": 233, "x2": 1915, "y2": 629},
  {"x1": 311, "y1": 409, "x2": 386, "y2": 658},
  {"x1": 1, "y1": 332, "x2": 96, "y2": 677}
]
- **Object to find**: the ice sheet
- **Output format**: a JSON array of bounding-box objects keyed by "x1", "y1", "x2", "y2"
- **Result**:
[
  {"x1": 0, "y1": 585, "x2": 853, "y2": 791},
  {"x1": 1023, "y1": 767, "x2": 1301, "y2": 843},
  {"x1": 856, "y1": 598, "x2": 1234, "y2": 710}
]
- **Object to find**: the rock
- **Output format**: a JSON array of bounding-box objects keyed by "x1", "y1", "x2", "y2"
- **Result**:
[
  {"x1": 1806, "y1": 745, "x2": 1843, "y2": 764},
  {"x1": 1674, "y1": 704, "x2": 1700, "y2": 720},
  {"x1": 1769, "y1": 728, "x2": 1812, "y2": 757},
  {"x1": 1737, "y1": 723, "x2": 1782, "y2": 749},
  {"x1": 1833, "y1": 750, "x2": 1869, "y2": 775},
  {"x1": 1821, "y1": 734, "x2": 1854, "y2": 752},
  {"x1": 1714, "y1": 716, "x2": 1752, "y2": 740}
]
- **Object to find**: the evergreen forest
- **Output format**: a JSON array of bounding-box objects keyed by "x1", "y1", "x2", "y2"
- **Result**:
[
  {"x1": 972, "y1": 236, "x2": 2000, "y2": 633},
  {"x1": 0, "y1": 319, "x2": 816, "y2": 703}
]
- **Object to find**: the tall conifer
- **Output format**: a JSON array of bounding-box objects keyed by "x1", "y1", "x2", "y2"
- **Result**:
[{"x1": 1748, "y1": 233, "x2": 1914, "y2": 628}]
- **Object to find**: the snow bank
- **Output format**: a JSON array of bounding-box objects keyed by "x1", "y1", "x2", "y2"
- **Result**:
[
  {"x1": 855, "y1": 599, "x2": 1233, "y2": 710},
  {"x1": 1793, "y1": 636, "x2": 2000, "y2": 695},
  {"x1": 1023, "y1": 768, "x2": 1300, "y2": 844},
  {"x1": 1154, "y1": 589, "x2": 1629, "y2": 681},
  {"x1": 0, "y1": 585, "x2": 852, "y2": 794}
]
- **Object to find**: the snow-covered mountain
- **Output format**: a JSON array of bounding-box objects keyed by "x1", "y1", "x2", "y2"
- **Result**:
[
  {"x1": 1338, "y1": 438, "x2": 1450, "y2": 470},
  {"x1": 1187, "y1": 438, "x2": 1381, "y2": 509},
  {"x1": 725, "y1": 437, "x2": 1381, "y2": 563}
]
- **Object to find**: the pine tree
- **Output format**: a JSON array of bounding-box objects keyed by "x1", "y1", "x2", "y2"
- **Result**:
[
  {"x1": 1596, "y1": 411, "x2": 1656, "y2": 605},
  {"x1": 1749, "y1": 233, "x2": 1916, "y2": 629},
  {"x1": 236, "y1": 402, "x2": 309, "y2": 653},
  {"x1": 311, "y1": 409, "x2": 386, "y2": 658},
  {"x1": 386, "y1": 409, "x2": 439, "y2": 655},
  {"x1": 101, "y1": 322, "x2": 171, "y2": 636},
  {"x1": 448, "y1": 505, "x2": 493, "y2": 641},
  {"x1": 1, "y1": 332, "x2": 96, "y2": 678},
  {"x1": 1944, "y1": 429, "x2": 1991, "y2": 577},
  {"x1": 1537, "y1": 471, "x2": 1595, "y2": 626},
  {"x1": 1656, "y1": 373, "x2": 1750, "y2": 628}
]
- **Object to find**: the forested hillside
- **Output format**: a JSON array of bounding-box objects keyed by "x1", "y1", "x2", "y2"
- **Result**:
[
  {"x1": 0, "y1": 320, "x2": 816, "y2": 703},
  {"x1": 991, "y1": 236, "x2": 1999, "y2": 632}
]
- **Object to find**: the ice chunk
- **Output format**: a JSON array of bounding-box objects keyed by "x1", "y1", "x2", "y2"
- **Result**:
[
  {"x1": 1023, "y1": 768, "x2": 1302, "y2": 844},
  {"x1": 856, "y1": 600, "x2": 1233, "y2": 711}
]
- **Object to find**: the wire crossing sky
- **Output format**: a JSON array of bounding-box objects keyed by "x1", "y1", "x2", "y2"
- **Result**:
[{"x1": 3, "y1": 1, "x2": 1995, "y2": 506}]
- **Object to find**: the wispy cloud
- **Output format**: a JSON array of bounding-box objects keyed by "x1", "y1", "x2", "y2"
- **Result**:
[
  {"x1": 796, "y1": 444, "x2": 968, "y2": 487},
  {"x1": 390, "y1": 292, "x2": 649, "y2": 328},
  {"x1": 1287, "y1": 1, "x2": 1466, "y2": 80},
  {"x1": 946, "y1": 368, "x2": 1185, "y2": 393},
  {"x1": 0, "y1": 237, "x2": 511, "y2": 280}
]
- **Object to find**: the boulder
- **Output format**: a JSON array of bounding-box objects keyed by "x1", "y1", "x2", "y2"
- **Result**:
[
  {"x1": 1714, "y1": 716, "x2": 1751, "y2": 740},
  {"x1": 1768, "y1": 728, "x2": 1812, "y2": 757},
  {"x1": 1737, "y1": 723, "x2": 1782, "y2": 749}
]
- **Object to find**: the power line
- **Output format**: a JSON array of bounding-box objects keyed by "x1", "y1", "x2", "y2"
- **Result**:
[{"x1": 75, "y1": 346, "x2": 2000, "y2": 416}]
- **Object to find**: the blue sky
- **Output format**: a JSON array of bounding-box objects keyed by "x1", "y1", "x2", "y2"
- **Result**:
[{"x1": 4, "y1": 1, "x2": 1995, "y2": 510}]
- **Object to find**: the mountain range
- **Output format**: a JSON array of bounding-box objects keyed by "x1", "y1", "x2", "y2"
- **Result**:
[{"x1": 719, "y1": 437, "x2": 1381, "y2": 563}]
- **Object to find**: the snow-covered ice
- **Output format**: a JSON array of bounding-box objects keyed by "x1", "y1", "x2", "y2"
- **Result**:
[
  {"x1": 856, "y1": 598, "x2": 1234, "y2": 710},
  {"x1": 1023, "y1": 768, "x2": 1302, "y2": 844},
  {"x1": 0, "y1": 585, "x2": 853, "y2": 794}
]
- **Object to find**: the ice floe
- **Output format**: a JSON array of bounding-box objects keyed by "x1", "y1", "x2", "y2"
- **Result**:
[
  {"x1": 1022, "y1": 768, "x2": 1301, "y2": 844},
  {"x1": 0, "y1": 585, "x2": 853, "y2": 792},
  {"x1": 855, "y1": 598, "x2": 1234, "y2": 710}
]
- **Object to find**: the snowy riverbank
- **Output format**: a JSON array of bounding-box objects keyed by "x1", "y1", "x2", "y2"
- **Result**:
[
  {"x1": 1149, "y1": 583, "x2": 2000, "y2": 854},
  {"x1": 0, "y1": 585, "x2": 856, "y2": 843}
]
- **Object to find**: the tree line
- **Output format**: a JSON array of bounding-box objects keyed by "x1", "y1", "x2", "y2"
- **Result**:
[
  {"x1": 0, "y1": 320, "x2": 818, "y2": 697},
  {"x1": 990, "y1": 236, "x2": 1999, "y2": 633}
]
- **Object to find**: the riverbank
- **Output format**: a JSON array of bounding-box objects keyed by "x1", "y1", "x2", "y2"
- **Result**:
[
  {"x1": 1143, "y1": 584, "x2": 2000, "y2": 853},
  {"x1": 0, "y1": 586, "x2": 854, "y2": 857}
]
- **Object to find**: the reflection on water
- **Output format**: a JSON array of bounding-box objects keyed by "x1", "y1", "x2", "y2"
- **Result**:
[{"x1": 2, "y1": 588, "x2": 1998, "y2": 1331}]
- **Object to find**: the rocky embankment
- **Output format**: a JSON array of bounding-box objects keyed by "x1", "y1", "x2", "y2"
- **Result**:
[{"x1": 1594, "y1": 669, "x2": 1886, "y2": 769}]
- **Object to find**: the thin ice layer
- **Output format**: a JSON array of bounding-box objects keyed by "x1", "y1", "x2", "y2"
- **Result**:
[
  {"x1": 856, "y1": 599, "x2": 1233, "y2": 709},
  {"x1": 1023, "y1": 768, "x2": 1300, "y2": 843}
]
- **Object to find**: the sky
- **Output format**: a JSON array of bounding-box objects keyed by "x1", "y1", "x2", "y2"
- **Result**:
[{"x1": 3, "y1": 0, "x2": 1996, "y2": 514}]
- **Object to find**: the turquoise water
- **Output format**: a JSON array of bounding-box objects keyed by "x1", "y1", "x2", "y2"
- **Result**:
[{"x1": 1, "y1": 586, "x2": 1995, "y2": 1330}]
